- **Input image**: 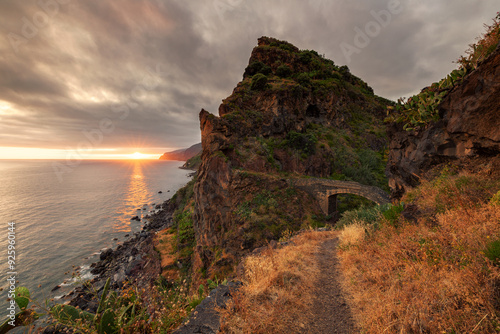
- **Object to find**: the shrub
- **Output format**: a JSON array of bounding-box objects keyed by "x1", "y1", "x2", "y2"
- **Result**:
[
  {"x1": 286, "y1": 131, "x2": 317, "y2": 155},
  {"x1": 296, "y1": 73, "x2": 311, "y2": 87},
  {"x1": 298, "y1": 51, "x2": 313, "y2": 64},
  {"x1": 337, "y1": 205, "x2": 381, "y2": 228},
  {"x1": 276, "y1": 65, "x2": 292, "y2": 78},
  {"x1": 244, "y1": 61, "x2": 265, "y2": 77},
  {"x1": 382, "y1": 203, "x2": 404, "y2": 226},
  {"x1": 484, "y1": 238, "x2": 500, "y2": 265},
  {"x1": 251, "y1": 73, "x2": 268, "y2": 91},
  {"x1": 490, "y1": 190, "x2": 500, "y2": 206}
]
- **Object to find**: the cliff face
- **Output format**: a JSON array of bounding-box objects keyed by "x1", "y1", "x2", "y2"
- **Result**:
[
  {"x1": 192, "y1": 37, "x2": 391, "y2": 276},
  {"x1": 387, "y1": 44, "x2": 500, "y2": 198},
  {"x1": 159, "y1": 143, "x2": 202, "y2": 161}
]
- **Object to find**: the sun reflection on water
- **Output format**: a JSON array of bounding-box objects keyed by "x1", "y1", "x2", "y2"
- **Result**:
[{"x1": 114, "y1": 161, "x2": 150, "y2": 232}]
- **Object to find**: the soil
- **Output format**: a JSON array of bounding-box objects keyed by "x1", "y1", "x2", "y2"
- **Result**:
[{"x1": 307, "y1": 237, "x2": 359, "y2": 334}]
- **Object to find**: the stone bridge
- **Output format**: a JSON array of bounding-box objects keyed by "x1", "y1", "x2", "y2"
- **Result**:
[{"x1": 289, "y1": 178, "x2": 391, "y2": 216}]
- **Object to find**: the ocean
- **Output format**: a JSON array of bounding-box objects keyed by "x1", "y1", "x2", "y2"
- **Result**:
[{"x1": 0, "y1": 159, "x2": 191, "y2": 320}]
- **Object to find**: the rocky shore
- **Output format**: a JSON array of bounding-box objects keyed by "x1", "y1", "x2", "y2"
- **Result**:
[{"x1": 42, "y1": 200, "x2": 176, "y2": 333}]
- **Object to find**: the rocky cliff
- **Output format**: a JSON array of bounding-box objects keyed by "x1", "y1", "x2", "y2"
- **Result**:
[
  {"x1": 387, "y1": 43, "x2": 500, "y2": 198},
  {"x1": 159, "y1": 143, "x2": 202, "y2": 161},
  {"x1": 191, "y1": 37, "x2": 391, "y2": 278}
]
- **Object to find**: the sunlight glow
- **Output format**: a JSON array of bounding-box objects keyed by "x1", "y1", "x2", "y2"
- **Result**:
[{"x1": 130, "y1": 152, "x2": 149, "y2": 160}]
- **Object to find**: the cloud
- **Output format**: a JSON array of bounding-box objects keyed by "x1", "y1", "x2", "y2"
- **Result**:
[{"x1": 0, "y1": 0, "x2": 498, "y2": 155}]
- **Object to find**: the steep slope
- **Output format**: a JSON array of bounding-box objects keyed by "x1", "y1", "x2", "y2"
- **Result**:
[
  {"x1": 191, "y1": 37, "x2": 391, "y2": 278},
  {"x1": 387, "y1": 43, "x2": 500, "y2": 198},
  {"x1": 159, "y1": 143, "x2": 202, "y2": 161}
]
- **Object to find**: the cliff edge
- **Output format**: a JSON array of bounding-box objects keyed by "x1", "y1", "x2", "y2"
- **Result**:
[{"x1": 387, "y1": 43, "x2": 500, "y2": 198}]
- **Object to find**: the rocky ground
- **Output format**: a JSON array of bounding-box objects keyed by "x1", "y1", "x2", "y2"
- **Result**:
[{"x1": 41, "y1": 200, "x2": 175, "y2": 333}]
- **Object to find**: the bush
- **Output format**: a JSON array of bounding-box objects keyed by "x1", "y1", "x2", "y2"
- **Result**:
[
  {"x1": 286, "y1": 131, "x2": 317, "y2": 155},
  {"x1": 484, "y1": 238, "x2": 500, "y2": 265},
  {"x1": 337, "y1": 205, "x2": 382, "y2": 228},
  {"x1": 296, "y1": 73, "x2": 311, "y2": 87},
  {"x1": 382, "y1": 203, "x2": 404, "y2": 226},
  {"x1": 298, "y1": 51, "x2": 313, "y2": 64},
  {"x1": 260, "y1": 65, "x2": 272, "y2": 76},
  {"x1": 250, "y1": 73, "x2": 268, "y2": 91},
  {"x1": 244, "y1": 61, "x2": 265, "y2": 77},
  {"x1": 276, "y1": 65, "x2": 292, "y2": 78},
  {"x1": 490, "y1": 190, "x2": 500, "y2": 206}
]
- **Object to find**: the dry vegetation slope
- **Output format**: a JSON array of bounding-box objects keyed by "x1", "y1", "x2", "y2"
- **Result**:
[
  {"x1": 338, "y1": 171, "x2": 500, "y2": 333},
  {"x1": 220, "y1": 230, "x2": 343, "y2": 334}
]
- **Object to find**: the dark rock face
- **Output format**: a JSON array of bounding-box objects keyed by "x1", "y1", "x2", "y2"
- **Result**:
[
  {"x1": 172, "y1": 282, "x2": 241, "y2": 334},
  {"x1": 387, "y1": 44, "x2": 500, "y2": 198}
]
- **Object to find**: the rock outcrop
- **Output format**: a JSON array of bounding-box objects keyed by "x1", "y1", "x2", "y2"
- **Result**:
[
  {"x1": 159, "y1": 143, "x2": 202, "y2": 161},
  {"x1": 192, "y1": 37, "x2": 390, "y2": 277},
  {"x1": 387, "y1": 43, "x2": 500, "y2": 198}
]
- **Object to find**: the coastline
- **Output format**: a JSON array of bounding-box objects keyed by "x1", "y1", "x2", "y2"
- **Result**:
[{"x1": 41, "y1": 199, "x2": 177, "y2": 333}]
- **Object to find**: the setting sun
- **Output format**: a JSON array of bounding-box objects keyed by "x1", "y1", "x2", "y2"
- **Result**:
[{"x1": 130, "y1": 152, "x2": 148, "y2": 159}]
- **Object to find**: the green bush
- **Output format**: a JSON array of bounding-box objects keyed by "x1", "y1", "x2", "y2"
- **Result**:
[
  {"x1": 490, "y1": 191, "x2": 500, "y2": 206},
  {"x1": 251, "y1": 73, "x2": 268, "y2": 91},
  {"x1": 298, "y1": 51, "x2": 313, "y2": 64},
  {"x1": 276, "y1": 65, "x2": 292, "y2": 78},
  {"x1": 382, "y1": 203, "x2": 404, "y2": 226},
  {"x1": 296, "y1": 73, "x2": 311, "y2": 87},
  {"x1": 337, "y1": 205, "x2": 382, "y2": 228},
  {"x1": 286, "y1": 131, "x2": 317, "y2": 155},
  {"x1": 244, "y1": 61, "x2": 266, "y2": 77},
  {"x1": 484, "y1": 238, "x2": 500, "y2": 265},
  {"x1": 260, "y1": 65, "x2": 272, "y2": 76}
]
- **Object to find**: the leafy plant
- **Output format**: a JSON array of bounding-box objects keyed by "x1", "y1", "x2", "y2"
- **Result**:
[
  {"x1": 457, "y1": 12, "x2": 500, "y2": 70},
  {"x1": 386, "y1": 12, "x2": 500, "y2": 131},
  {"x1": 0, "y1": 287, "x2": 40, "y2": 333},
  {"x1": 296, "y1": 73, "x2": 311, "y2": 87},
  {"x1": 484, "y1": 238, "x2": 500, "y2": 265},
  {"x1": 276, "y1": 64, "x2": 292, "y2": 78},
  {"x1": 490, "y1": 190, "x2": 500, "y2": 206},
  {"x1": 49, "y1": 278, "x2": 147, "y2": 333},
  {"x1": 251, "y1": 73, "x2": 268, "y2": 91},
  {"x1": 244, "y1": 61, "x2": 266, "y2": 77},
  {"x1": 286, "y1": 131, "x2": 317, "y2": 155},
  {"x1": 207, "y1": 275, "x2": 228, "y2": 290}
]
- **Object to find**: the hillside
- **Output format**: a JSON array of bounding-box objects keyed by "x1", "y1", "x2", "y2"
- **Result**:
[
  {"x1": 30, "y1": 20, "x2": 499, "y2": 333},
  {"x1": 188, "y1": 36, "x2": 392, "y2": 282},
  {"x1": 159, "y1": 143, "x2": 202, "y2": 161}
]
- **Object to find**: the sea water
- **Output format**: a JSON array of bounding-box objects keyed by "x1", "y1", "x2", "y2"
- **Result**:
[{"x1": 0, "y1": 159, "x2": 191, "y2": 320}]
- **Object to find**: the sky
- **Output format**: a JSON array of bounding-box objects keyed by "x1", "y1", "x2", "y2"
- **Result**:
[{"x1": 0, "y1": 0, "x2": 498, "y2": 159}]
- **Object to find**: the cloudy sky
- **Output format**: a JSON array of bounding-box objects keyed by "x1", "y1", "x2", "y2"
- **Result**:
[{"x1": 0, "y1": 0, "x2": 497, "y2": 159}]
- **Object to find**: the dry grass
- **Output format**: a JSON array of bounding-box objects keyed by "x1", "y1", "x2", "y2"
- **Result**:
[
  {"x1": 339, "y1": 220, "x2": 366, "y2": 248},
  {"x1": 338, "y1": 173, "x2": 500, "y2": 333},
  {"x1": 154, "y1": 228, "x2": 180, "y2": 280},
  {"x1": 220, "y1": 230, "x2": 336, "y2": 334}
]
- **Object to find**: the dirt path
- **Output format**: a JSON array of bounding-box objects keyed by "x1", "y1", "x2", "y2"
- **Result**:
[{"x1": 307, "y1": 237, "x2": 359, "y2": 334}]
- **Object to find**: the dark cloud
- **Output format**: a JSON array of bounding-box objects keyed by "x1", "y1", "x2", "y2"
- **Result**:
[{"x1": 0, "y1": 0, "x2": 498, "y2": 155}]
